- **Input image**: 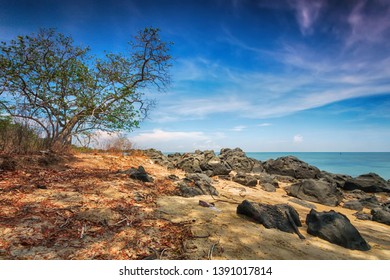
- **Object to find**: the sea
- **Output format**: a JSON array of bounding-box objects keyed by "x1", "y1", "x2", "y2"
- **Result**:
[{"x1": 246, "y1": 152, "x2": 390, "y2": 180}]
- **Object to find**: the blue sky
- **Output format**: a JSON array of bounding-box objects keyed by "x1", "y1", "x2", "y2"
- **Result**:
[{"x1": 1, "y1": 0, "x2": 390, "y2": 152}]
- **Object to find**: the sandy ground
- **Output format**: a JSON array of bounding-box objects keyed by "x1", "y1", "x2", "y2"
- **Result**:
[
  {"x1": 158, "y1": 175, "x2": 390, "y2": 260},
  {"x1": 1, "y1": 152, "x2": 389, "y2": 259}
]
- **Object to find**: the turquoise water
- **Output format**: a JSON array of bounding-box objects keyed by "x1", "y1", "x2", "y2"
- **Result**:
[{"x1": 247, "y1": 152, "x2": 390, "y2": 180}]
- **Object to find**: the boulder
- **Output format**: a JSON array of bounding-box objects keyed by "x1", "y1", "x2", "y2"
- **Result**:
[
  {"x1": 286, "y1": 179, "x2": 343, "y2": 206},
  {"x1": 306, "y1": 209, "x2": 370, "y2": 251},
  {"x1": 177, "y1": 173, "x2": 218, "y2": 197},
  {"x1": 343, "y1": 173, "x2": 390, "y2": 193},
  {"x1": 176, "y1": 155, "x2": 203, "y2": 173},
  {"x1": 359, "y1": 196, "x2": 381, "y2": 209},
  {"x1": 128, "y1": 166, "x2": 154, "y2": 182},
  {"x1": 353, "y1": 211, "x2": 372, "y2": 221},
  {"x1": 260, "y1": 183, "x2": 276, "y2": 192},
  {"x1": 143, "y1": 149, "x2": 174, "y2": 169},
  {"x1": 371, "y1": 208, "x2": 390, "y2": 225},
  {"x1": 343, "y1": 200, "x2": 364, "y2": 211},
  {"x1": 200, "y1": 157, "x2": 232, "y2": 176},
  {"x1": 232, "y1": 173, "x2": 258, "y2": 187},
  {"x1": 237, "y1": 200, "x2": 305, "y2": 239},
  {"x1": 219, "y1": 148, "x2": 264, "y2": 173},
  {"x1": 263, "y1": 156, "x2": 321, "y2": 179},
  {"x1": 320, "y1": 172, "x2": 352, "y2": 189}
]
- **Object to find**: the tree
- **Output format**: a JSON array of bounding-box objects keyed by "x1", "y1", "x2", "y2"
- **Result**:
[{"x1": 0, "y1": 28, "x2": 172, "y2": 150}]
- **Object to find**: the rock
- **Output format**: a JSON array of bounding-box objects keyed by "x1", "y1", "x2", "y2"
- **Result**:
[
  {"x1": 343, "y1": 200, "x2": 363, "y2": 211},
  {"x1": 167, "y1": 174, "x2": 180, "y2": 181},
  {"x1": 359, "y1": 196, "x2": 381, "y2": 209},
  {"x1": 232, "y1": 173, "x2": 258, "y2": 187},
  {"x1": 343, "y1": 173, "x2": 390, "y2": 193},
  {"x1": 176, "y1": 155, "x2": 203, "y2": 173},
  {"x1": 263, "y1": 156, "x2": 321, "y2": 179},
  {"x1": 260, "y1": 183, "x2": 276, "y2": 192},
  {"x1": 320, "y1": 172, "x2": 352, "y2": 189},
  {"x1": 257, "y1": 173, "x2": 278, "y2": 192},
  {"x1": 143, "y1": 149, "x2": 174, "y2": 169},
  {"x1": 306, "y1": 209, "x2": 370, "y2": 251},
  {"x1": 237, "y1": 200, "x2": 305, "y2": 239},
  {"x1": 219, "y1": 148, "x2": 264, "y2": 173},
  {"x1": 286, "y1": 179, "x2": 343, "y2": 206},
  {"x1": 256, "y1": 173, "x2": 279, "y2": 187},
  {"x1": 288, "y1": 198, "x2": 316, "y2": 209},
  {"x1": 128, "y1": 166, "x2": 154, "y2": 182},
  {"x1": 201, "y1": 157, "x2": 232, "y2": 176},
  {"x1": 353, "y1": 211, "x2": 372, "y2": 221},
  {"x1": 371, "y1": 208, "x2": 390, "y2": 225},
  {"x1": 177, "y1": 173, "x2": 218, "y2": 197}
]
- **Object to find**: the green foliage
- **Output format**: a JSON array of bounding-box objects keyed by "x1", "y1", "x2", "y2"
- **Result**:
[{"x1": 0, "y1": 27, "x2": 172, "y2": 151}]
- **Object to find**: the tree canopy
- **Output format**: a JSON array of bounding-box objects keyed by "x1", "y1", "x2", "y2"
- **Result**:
[{"x1": 0, "y1": 27, "x2": 172, "y2": 150}]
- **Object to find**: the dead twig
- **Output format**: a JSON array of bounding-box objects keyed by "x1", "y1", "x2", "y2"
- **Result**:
[{"x1": 208, "y1": 241, "x2": 220, "y2": 260}]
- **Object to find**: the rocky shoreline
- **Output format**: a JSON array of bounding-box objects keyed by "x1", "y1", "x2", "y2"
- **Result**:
[{"x1": 140, "y1": 147, "x2": 390, "y2": 252}]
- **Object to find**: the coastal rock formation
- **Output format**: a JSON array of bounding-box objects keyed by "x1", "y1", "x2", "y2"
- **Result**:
[
  {"x1": 232, "y1": 173, "x2": 258, "y2": 187},
  {"x1": 263, "y1": 156, "x2": 321, "y2": 179},
  {"x1": 306, "y1": 209, "x2": 370, "y2": 251},
  {"x1": 143, "y1": 149, "x2": 174, "y2": 169},
  {"x1": 237, "y1": 200, "x2": 305, "y2": 239},
  {"x1": 285, "y1": 179, "x2": 343, "y2": 206},
  {"x1": 219, "y1": 148, "x2": 263, "y2": 173},
  {"x1": 343, "y1": 196, "x2": 380, "y2": 211},
  {"x1": 343, "y1": 173, "x2": 390, "y2": 193},
  {"x1": 371, "y1": 207, "x2": 390, "y2": 225},
  {"x1": 165, "y1": 148, "x2": 263, "y2": 177},
  {"x1": 177, "y1": 173, "x2": 218, "y2": 197}
]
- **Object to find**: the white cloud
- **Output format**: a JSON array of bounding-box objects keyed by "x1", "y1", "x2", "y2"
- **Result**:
[
  {"x1": 130, "y1": 129, "x2": 225, "y2": 152},
  {"x1": 289, "y1": 0, "x2": 325, "y2": 35},
  {"x1": 230, "y1": 125, "x2": 246, "y2": 131},
  {"x1": 293, "y1": 134, "x2": 304, "y2": 143},
  {"x1": 258, "y1": 123, "x2": 272, "y2": 127}
]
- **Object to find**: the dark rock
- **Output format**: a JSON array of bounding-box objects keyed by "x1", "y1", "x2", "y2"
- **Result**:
[
  {"x1": 371, "y1": 208, "x2": 390, "y2": 225},
  {"x1": 260, "y1": 183, "x2": 276, "y2": 192},
  {"x1": 343, "y1": 200, "x2": 363, "y2": 211},
  {"x1": 219, "y1": 148, "x2": 264, "y2": 173},
  {"x1": 176, "y1": 155, "x2": 203, "y2": 173},
  {"x1": 201, "y1": 157, "x2": 232, "y2": 176},
  {"x1": 143, "y1": 149, "x2": 174, "y2": 169},
  {"x1": 343, "y1": 173, "x2": 390, "y2": 193},
  {"x1": 177, "y1": 173, "x2": 218, "y2": 197},
  {"x1": 263, "y1": 156, "x2": 321, "y2": 179},
  {"x1": 237, "y1": 200, "x2": 305, "y2": 239},
  {"x1": 306, "y1": 209, "x2": 370, "y2": 251},
  {"x1": 286, "y1": 179, "x2": 343, "y2": 206},
  {"x1": 359, "y1": 196, "x2": 380, "y2": 209},
  {"x1": 256, "y1": 173, "x2": 279, "y2": 188},
  {"x1": 288, "y1": 198, "x2": 316, "y2": 209},
  {"x1": 128, "y1": 166, "x2": 154, "y2": 182},
  {"x1": 353, "y1": 211, "x2": 372, "y2": 221},
  {"x1": 232, "y1": 173, "x2": 257, "y2": 187},
  {"x1": 167, "y1": 174, "x2": 180, "y2": 181},
  {"x1": 320, "y1": 172, "x2": 352, "y2": 189}
]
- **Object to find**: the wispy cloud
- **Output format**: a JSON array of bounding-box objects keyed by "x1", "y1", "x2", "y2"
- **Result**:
[
  {"x1": 289, "y1": 0, "x2": 325, "y2": 35},
  {"x1": 130, "y1": 129, "x2": 225, "y2": 151},
  {"x1": 258, "y1": 123, "x2": 272, "y2": 127},
  {"x1": 293, "y1": 134, "x2": 304, "y2": 143},
  {"x1": 346, "y1": 0, "x2": 390, "y2": 47},
  {"x1": 230, "y1": 125, "x2": 246, "y2": 132}
]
